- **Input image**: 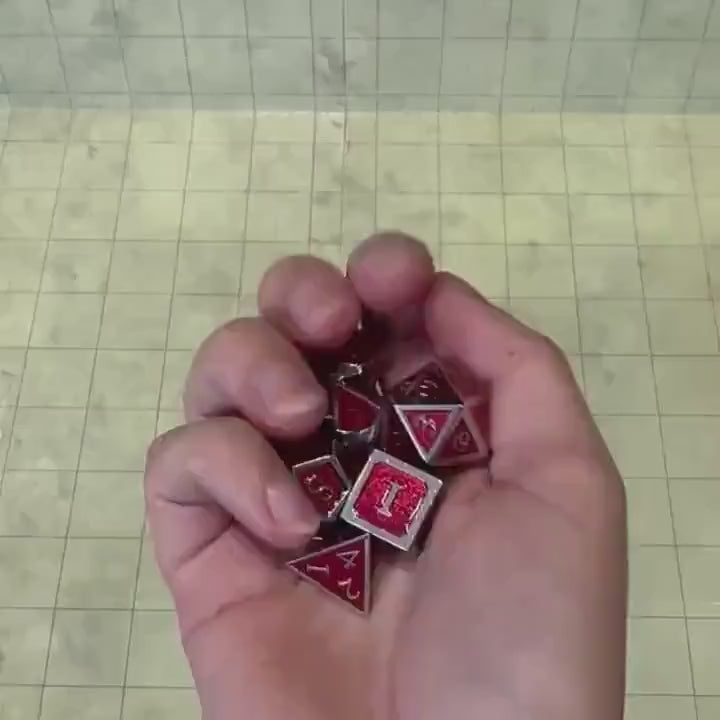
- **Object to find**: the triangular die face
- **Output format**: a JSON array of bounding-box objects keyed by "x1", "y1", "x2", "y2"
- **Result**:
[
  {"x1": 287, "y1": 534, "x2": 371, "y2": 613},
  {"x1": 394, "y1": 405, "x2": 461, "y2": 461},
  {"x1": 390, "y1": 362, "x2": 461, "y2": 405},
  {"x1": 433, "y1": 413, "x2": 486, "y2": 465},
  {"x1": 334, "y1": 384, "x2": 380, "y2": 433}
]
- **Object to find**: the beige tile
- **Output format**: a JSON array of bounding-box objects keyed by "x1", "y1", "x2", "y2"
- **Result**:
[
  {"x1": 440, "y1": 194, "x2": 504, "y2": 244},
  {"x1": 46, "y1": 609, "x2": 131, "y2": 685},
  {"x1": 108, "y1": 242, "x2": 176, "y2": 294},
  {"x1": 42, "y1": 241, "x2": 112, "y2": 293},
  {"x1": 130, "y1": 110, "x2": 192, "y2": 144},
  {"x1": 688, "y1": 620, "x2": 720, "y2": 694},
  {"x1": 0, "y1": 348, "x2": 23, "y2": 406},
  {"x1": 124, "y1": 142, "x2": 188, "y2": 191},
  {"x1": 167, "y1": 294, "x2": 237, "y2": 350},
  {"x1": 175, "y1": 243, "x2": 243, "y2": 294},
  {"x1": 574, "y1": 246, "x2": 643, "y2": 298},
  {"x1": 0, "y1": 470, "x2": 73, "y2": 536},
  {"x1": 562, "y1": 113, "x2": 625, "y2": 146},
  {"x1": 634, "y1": 195, "x2": 701, "y2": 245},
  {"x1": 254, "y1": 111, "x2": 313, "y2": 143},
  {"x1": 70, "y1": 472, "x2": 144, "y2": 538},
  {"x1": 505, "y1": 195, "x2": 570, "y2": 244},
  {"x1": 0, "y1": 189, "x2": 56, "y2": 238},
  {"x1": 20, "y1": 348, "x2": 94, "y2": 407},
  {"x1": 122, "y1": 688, "x2": 201, "y2": 720},
  {"x1": 655, "y1": 357, "x2": 720, "y2": 414},
  {"x1": 378, "y1": 112, "x2": 438, "y2": 144},
  {"x1": 692, "y1": 147, "x2": 720, "y2": 195},
  {"x1": 135, "y1": 539, "x2": 173, "y2": 610},
  {"x1": 91, "y1": 350, "x2": 164, "y2": 409},
  {"x1": 596, "y1": 416, "x2": 665, "y2": 477},
  {"x1": 127, "y1": 610, "x2": 193, "y2": 687},
  {"x1": 40, "y1": 687, "x2": 123, "y2": 720},
  {"x1": 30, "y1": 293, "x2": 104, "y2": 347},
  {"x1": 310, "y1": 191, "x2": 342, "y2": 244},
  {"x1": 187, "y1": 143, "x2": 250, "y2": 191},
  {"x1": 629, "y1": 546, "x2": 684, "y2": 617},
  {"x1": 628, "y1": 147, "x2": 694, "y2": 194},
  {"x1": 583, "y1": 355, "x2": 656, "y2": 414},
  {"x1": 309, "y1": 241, "x2": 349, "y2": 269},
  {"x1": 679, "y1": 547, "x2": 720, "y2": 618},
  {"x1": 7, "y1": 408, "x2": 85, "y2": 471},
  {"x1": 625, "y1": 114, "x2": 687, "y2": 146},
  {"x1": 0, "y1": 141, "x2": 65, "y2": 189},
  {"x1": 182, "y1": 191, "x2": 247, "y2": 242},
  {"x1": 624, "y1": 477, "x2": 674, "y2": 545},
  {"x1": 640, "y1": 246, "x2": 709, "y2": 299},
  {"x1": 0, "y1": 538, "x2": 64, "y2": 605},
  {"x1": 99, "y1": 294, "x2": 170, "y2": 349},
  {"x1": 439, "y1": 112, "x2": 499, "y2": 144},
  {"x1": 626, "y1": 618, "x2": 692, "y2": 694},
  {"x1": 246, "y1": 192, "x2": 311, "y2": 243},
  {"x1": 670, "y1": 480, "x2": 720, "y2": 544},
  {"x1": 192, "y1": 110, "x2": 253, "y2": 144},
  {"x1": 502, "y1": 146, "x2": 565, "y2": 193},
  {"x1": 442, "y1": 244, "x2": 507, "y2": 297},
  {"x1": 250, "y1": 142, "x2": 312, "y2": 191},
  {"x1": 0, "y1": 687, "x2": 41, "y2": 720},
  {"x1": 345, "y1": 111, "x2": 376, "y2": 145},
  {"x1": 566, "y1": 147, "x2": 630, "y2": 194},
  {"x1": 0, "y1": 609, "x2": 53, "y2": 683},
  {"x1": 710, "y1": 247, "x2": 720, "y2": 299},
  {"x1": 340, "y1": 142, "x2": 377, "y2": 193},
  {"x1": 698, "y1": 195, "x2": 720, "y2": 245},
  {"x1": 377, "y1": 193, "x2": 439, "y2": 244},
  {"x1": 313, "y1": 143, "x2": 342, "y2": 193},
  {"x1": 116, "y1": 190, "x2": 183, "y2": 240},
  {"x1": 155, "y1": 408, "x2": 183, "y2": 436},
  {"x1": 647, "y1": 300, "x2": 719, "y2": 354},
  {"x1": 71, "y1": 108, "x2": 131, "y2": 143},
  {"x1": 0, "y1": 292, "x2": 36, "y2": 346},
  {"x1": 578, "y1": 300, "x2": 649, "y2": 354},
  {"x1": 380, "y1": 144, "x2": 438, "y2": 193},
  {"x1": 241, "y1": 242, "x2": 307, "y2": 295},
  {"x1": 625, "y1": 695, "x2": 696, "y2": 720},
  {"x1": 342, "y1": 196, "x2": 377, "y2": 246},
  {"x1": 58, "y1": 538, "x2": 140, "y2": 609},
  {"x1": 6, "y1": 109, "x2": 70, "y2": 142},
  {"x1": 80, "y1": 409, "x2": 157, "y2": 472},
  {"x1": 52, "y1": 189, "x2": 119, "y2": 240},
  {"x1": 0, "y1": 240, "x2": 45, "y2": 291},
  {"x1": 62, "y1": 142, "x2": 126, "y2": 189},
  {"x1": 315, "y1": 112, "x2": 347, "y2": 145},
  {"x1": 697, "y1": 696, "x2": 720, "y2": 720},
  {"x1": 664, "y1": 416, "x2": 720, "y2": 479},
  {"x1": 508, "y1": 245, "x2": 575, "y2": 298},
  {"x1": 509, "y1": 298, "x2": 579, "y2": 354},
  {"x1": 501, "y1": 113, "x2": 562, "y2": 145},
  {"x1": 686, "y1": 115, "x2": 720, "y2": 147}
]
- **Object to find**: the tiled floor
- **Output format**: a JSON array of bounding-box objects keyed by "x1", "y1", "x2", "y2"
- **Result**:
[{"x1": 1, "y1": 106, "x2": 719, "y2": 719}]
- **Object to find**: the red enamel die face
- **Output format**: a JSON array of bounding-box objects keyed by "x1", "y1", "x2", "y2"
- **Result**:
[
  {"x1": 292, "y1": 456, "x2": 349, "y2": 521},
  {"x1": 433, "y1": 412, "x2": 489, "y2": 466},
  {"x1": 333, "y1": 384, "x2": 381, "y2": 436},
  {"x1": 394, "y1": 405, "x2": 462, "y2": 463},
  {"x1": 288, "y1": 534, "x2": 371, "y2": 613},
  {"x1": 388, "y1": 362, "x2": 461, "y2": 406},
  {"x1": 341, "y1": 450, "x2": 443, "y2": 551}
]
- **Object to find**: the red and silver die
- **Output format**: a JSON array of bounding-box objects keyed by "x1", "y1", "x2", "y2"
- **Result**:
[
  {"x1": 387, "y1": 362, "x2": 488, "y2": 467},
  {"x1": 341, "y1": 449, "x2": 443, "y2": 551}
]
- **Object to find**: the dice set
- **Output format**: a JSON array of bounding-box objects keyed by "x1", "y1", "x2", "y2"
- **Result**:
[{"x1": 281, "y1": 327, "x2": 489, "y2": 614}]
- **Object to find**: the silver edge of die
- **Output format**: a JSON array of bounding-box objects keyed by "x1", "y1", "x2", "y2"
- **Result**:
[
  {"x1": 341, "y1": 449, "x2": 444, "y2": 552},
  {"x1": 393, "y1": 403, "x2": 464, "y2": 464},
  {"x1": 333, "y1": 384, "x2": 382, "y2": 441},
  {"x1": 292, "y1": 454, "x2": 350, "y2": 522},
  {"x1": 286, "y1": 534, "x2": 372, "y2": 615}
]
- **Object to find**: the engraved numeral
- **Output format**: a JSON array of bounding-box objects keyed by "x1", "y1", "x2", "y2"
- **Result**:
[
  {"x1": 303, "y1": 473, "x2": 335, "y2": 501},
  {"x1": 306, "y1": 563, "x2": 330, "y2": 576},
  {"x1": 338, "y1": 578, "x2": 360, "y2": 601},
  {"x1": 377, "y1": 481, "x2": 402, "y2": 517},
  {"x1": 336, "y1": 549, "x2": 359, "y2": 569}
]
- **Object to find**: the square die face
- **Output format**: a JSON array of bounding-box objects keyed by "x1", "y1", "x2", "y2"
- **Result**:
[
  {"x1": 293, "y1": 456, "x2": 349, "y2": 521},
  {"x1": 342, "y1": 450, "x2": 443, "y2": 550}
]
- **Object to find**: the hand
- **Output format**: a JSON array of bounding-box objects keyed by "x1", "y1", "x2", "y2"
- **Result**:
[{"x1": 144, "y1": 235, "x2": 627, "y2": 720}]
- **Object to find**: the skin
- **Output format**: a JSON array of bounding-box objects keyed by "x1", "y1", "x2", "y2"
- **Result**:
[{"x1": 145, "y1": 234, "x2": 627, "y2": 720}]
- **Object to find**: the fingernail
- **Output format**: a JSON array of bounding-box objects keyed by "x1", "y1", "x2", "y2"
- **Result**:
[
  {"x1": 266, "y1": 483, "x2": 318, "y2": 533},
  {"x1": 258, "y1": 362, "x2": 325, "y2": 419}
]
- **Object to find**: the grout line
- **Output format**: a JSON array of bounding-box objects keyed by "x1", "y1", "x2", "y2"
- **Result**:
[
  {"x1": 683, "y1": 1, "x2": 716, "y2": 114},
  {"x1": 236, "y1": 109, "x2": 257, "y2": 302},
  {"x1": 306, "y1": 0, "x2": 317, "y2": 257},
  {"x1": 34, "y1": 114, "x2": 132, "y2": 720},
  {"x1": 622, "y1": 0, "x2": 651, "y2": 115},
  {"x1": 620, "y1": 118, "x2": 700, "y2": 719},
  {"x1": 434, "y1": 0, "x2": 446, "y2": 255}
]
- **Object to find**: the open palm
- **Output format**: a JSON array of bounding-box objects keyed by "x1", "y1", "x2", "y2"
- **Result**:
[{"x1": 145, "y1": 236, "x2": 627, "y2": 720}]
